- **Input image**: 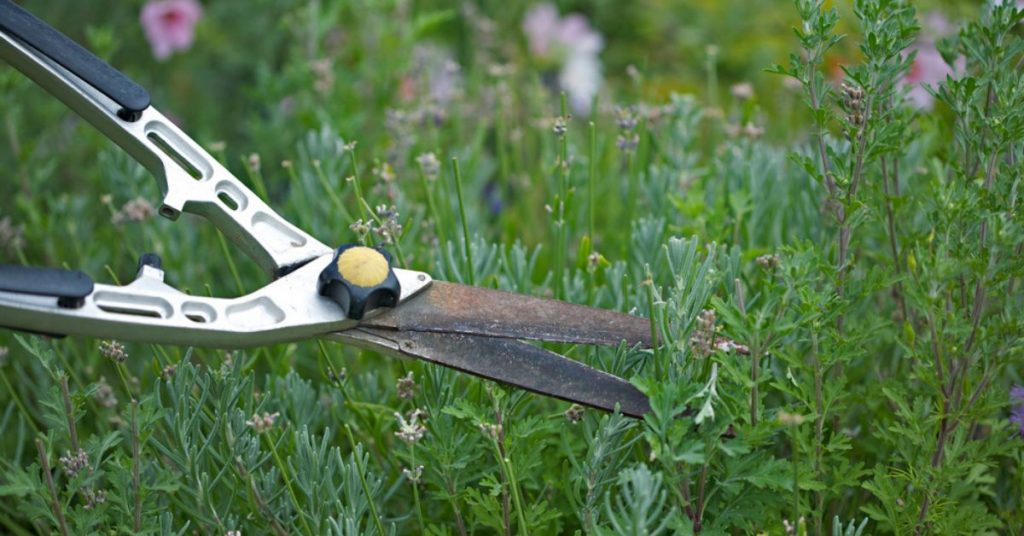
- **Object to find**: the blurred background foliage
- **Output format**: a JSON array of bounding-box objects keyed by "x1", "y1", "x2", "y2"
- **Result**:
[{"x1": 0, "y1": 0, "x2": 988, "y2": 273}]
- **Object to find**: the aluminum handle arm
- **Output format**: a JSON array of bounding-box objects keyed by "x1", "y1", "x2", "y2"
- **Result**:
[
  {"x1": 0, "y1": 254, "x2": 433, "y2": 348},
  {"x1": 0, "y1": 28, "x2": 330, "y2": 276}
]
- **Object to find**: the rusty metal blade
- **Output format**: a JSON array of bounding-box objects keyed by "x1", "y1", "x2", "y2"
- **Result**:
[
  {"x1": 359, "y1": 281, "x2": 653, "y2": 347},
  {"x1": 330, "y1": 327, "x2": 651, "y2": 418}
]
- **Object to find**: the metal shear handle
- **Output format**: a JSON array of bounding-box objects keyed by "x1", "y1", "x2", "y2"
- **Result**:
[
  {"x1": 0, "y1": 0, "x2": 330, "y2": 276},
  {"x1": 0, "y1": 0, "x2": 434, "y2": 348}
]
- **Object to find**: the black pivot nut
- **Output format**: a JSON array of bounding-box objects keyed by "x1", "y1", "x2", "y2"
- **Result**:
[
  {"x1": 317, "y1": 244, "x2": 401, "y2": 320},
  {"x1": 137, "y1": 252, "x2": 163, "y2": 271}
]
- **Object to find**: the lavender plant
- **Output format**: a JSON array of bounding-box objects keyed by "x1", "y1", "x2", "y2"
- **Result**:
[{"x1": 1, "y1": 0, "x2": 1022, "y2": 534}]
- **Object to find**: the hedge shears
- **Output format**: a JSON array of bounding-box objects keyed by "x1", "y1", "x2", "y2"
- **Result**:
[{"x1": 0, "y1": 1, "x2": 652, "y2": 417}]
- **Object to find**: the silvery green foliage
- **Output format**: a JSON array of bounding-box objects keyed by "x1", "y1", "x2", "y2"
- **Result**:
[
  {"x1": 497, "y1": 241, "x2": 545, "y2": 294},
  {"x1": 435, "y1": 235, "x2": 500, "y2": 285},
  {"x1": 570, "y1": 411, "x2": 639, "y2": 531},
  {"x1": 832, "y1": 516, "x2": 869, "y2": 536},
  {"x1": 648, "y1": 236, "x2": 718, "y2": 373},
  {"x1": 597, "y1": 464, "x2": 677, "y2": 536},
  {"x1": 1, "y1": 0, "x2": 1023, "y2": 533},
  {"x1": 291, "y1": 429, "x2": 390, "y2": 534}
]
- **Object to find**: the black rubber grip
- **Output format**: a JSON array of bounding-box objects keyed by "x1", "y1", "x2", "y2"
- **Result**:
[
  {"x1": 0, "y1": 0, "x2": 151, "y2": 120},
  {"x1": 0, "y1": 264, "x2": 94, "y2": 308}
]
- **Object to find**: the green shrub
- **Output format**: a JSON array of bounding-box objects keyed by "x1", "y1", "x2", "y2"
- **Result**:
[{"x1": 1, "y1": 0, "x2": 1021, "y2": 533}]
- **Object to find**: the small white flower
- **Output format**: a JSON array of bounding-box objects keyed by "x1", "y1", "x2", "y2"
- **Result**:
[
  {"x1": 756, "y1": 253, "x2": 780, "y2": 269},
  {"x1": 402, "y1": 464, "x2": 425, "y2": 483},
  {"x1": 94, "y1": 376, "x2": 118, "y2": 409},
  {"x1": 564, "y1": 404, "x2": 584, "y2": 423},
  {"x1": 396, "y1": 371, "x2": 417, "y2": 400},
  {"x1": 416, "y1": 152, "x2": 441, "y2": 179},
  {"x1": 730, "y1": 82, "x2": 755, "y2": 100},
  {"x1": 60, "y1": 449, "x2": 90, "y2": 477},
  {"x1": 246, "y1": 412, "x2": 280, "y2": 434},
  {"x1": 110, "y1": 197, "x2": 156, "y2": 225},
  {"x1": 99, "y1": 340, "x2": 128, "y2": 363},
  {"x1": 82, "y1": 488, "x2": 107, "y2": 510},
  {"x1": 349, "y1": 219, "x2": 374, "y2": 238},
  {"x1": 395, "y1": 409, "x2": 427, "y2": 443}
]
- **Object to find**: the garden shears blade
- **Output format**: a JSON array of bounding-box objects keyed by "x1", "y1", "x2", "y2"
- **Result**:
[
  {"x1": 0, "y1": 0, "x2": 653, "y2": 417},
  {"x1": 335, "y1": 281, "x2": 653, "y2": 417}
]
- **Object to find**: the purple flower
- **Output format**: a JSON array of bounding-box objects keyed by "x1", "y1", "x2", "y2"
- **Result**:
[
  {"x1": 1011, "y1": 385, "x2": 1024, "y2": 437},
  {"x1": 140, "y1": 0, "x2": 203, "y2": 61},
  {"x1": 522, "y1": 4, "x2": 560, "y2": 57},
  {"x1": 1012, "y1": 407, "x2": 1024, "y2": 436},
  {"x1": 557, "y1": 14, "x2": 603, "y2": 55},
  {"x1": 410, "y1": 44, "x2": 463, "y2": 105},
  {"x1": 482, "y1": 179, "x2": 504, "y2": 217}
]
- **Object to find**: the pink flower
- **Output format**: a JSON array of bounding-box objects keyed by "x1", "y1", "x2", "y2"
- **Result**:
[
  {"x1": 522, "y1": 4, "x2": 604, "y2": 63},
  {"x1": 522, "y1": 4, "x2": 560, "y2": 57},
  {"x1": 140, "y1": 0, "x2": 203, "y2": 61},
  {"x1": 901, "y1": 41, "x2": 963, "y2": 110},
  {"x1": 558, "y1": 14, "x2": 603, "y2": 55},
  {"x1": 920, "y1": 11, "x2": 956, "y2": 40},
  {"x1": 522, "y1": 3, "x2": 604, "y2": 114},
  {"x1": 899, "y1": 12, "x2": 966, "y2": 110}
]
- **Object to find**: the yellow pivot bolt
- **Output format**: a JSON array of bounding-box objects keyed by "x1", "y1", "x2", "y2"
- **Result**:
[{"x1": 317, "y1": 244, "x2": 401, "y2": 320}]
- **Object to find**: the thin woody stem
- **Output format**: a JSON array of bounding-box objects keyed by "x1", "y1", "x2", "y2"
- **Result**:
[
  {"x1": 881, "y1": 156, "x2": 908, "y2": 322},
  {"x1": 132, "y1": 400, "x2": 142, "y2": 533},
  {"x1": 236, "y1": 461, "x2": 289, "y2": 536},
  {"x1": 806, "y1": 58, "x2": 837, "y2": 199},
  {"x1": 36, "y1": 439, "x2": 70, "y2": 536},
  {"x1": 836, "y1": 92, "x2": 874, "y2": 333},
  {"x1": 59, "y1": 376, "x2": 79, "y2": 452}
]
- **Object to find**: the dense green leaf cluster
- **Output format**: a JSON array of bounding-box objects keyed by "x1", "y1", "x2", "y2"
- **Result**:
[{"x1": 1, "y1": 0, "x2": 1022, "y2": 534}]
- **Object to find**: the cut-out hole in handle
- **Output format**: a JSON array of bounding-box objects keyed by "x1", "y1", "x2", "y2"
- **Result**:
[
  {"x1": 218, "y1": 192, "x2": 239, "y2": 211},
  {"x1": 147, "y1": 132, "x2": 203, "y2": 180},
  {"x1": 215, "y1": 181, "x2": 249, "y2": 212},
  {"x1": 97, "y1": 304, "x2": 163, "y2": 318},
  {"x1": 182, "y1": 301, "x2": 217, "y2": 323},
  {"x1": 94, "y1": 291, "x2": 173, "y2": 318}
]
